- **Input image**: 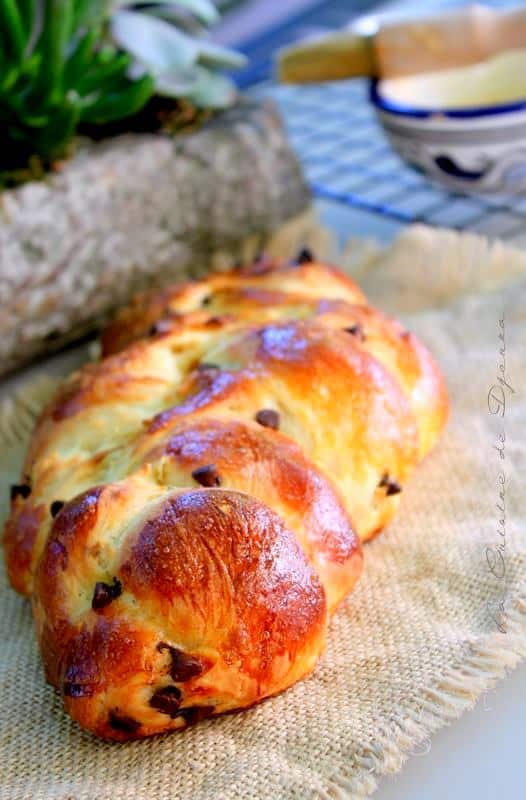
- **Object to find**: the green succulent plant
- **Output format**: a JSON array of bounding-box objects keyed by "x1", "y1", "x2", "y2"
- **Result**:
[{"x1": 0, "y1": 0, "x2": 246, "y2": 172}]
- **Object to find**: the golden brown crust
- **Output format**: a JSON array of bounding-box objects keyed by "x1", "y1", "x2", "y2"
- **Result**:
[
  {"x1": 4, "y1": 499, "x2": 46, "y2": 595},
  {"x1": 3, "y1": 255, "x2": 448, "y2": 740},
  {"x1": 100, "y1": 258, "x2": 367, "y2": 356},
  {"x1": 34, "y1": 481, "x2": 327, "y2": 740},
  {"x1": 100, "y1": 259, "x2": 447, "y2": 461},
  {"x1": 142, "y1": 418, "x2": 362, "y2": 613}
]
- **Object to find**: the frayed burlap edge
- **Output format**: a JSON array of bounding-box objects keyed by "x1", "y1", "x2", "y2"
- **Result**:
[{"x1": 321, "y1": 596, "x2": 526, "y2": 800}]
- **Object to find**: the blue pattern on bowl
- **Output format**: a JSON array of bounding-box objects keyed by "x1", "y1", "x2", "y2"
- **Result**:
[{"x1": 370, "y1": 78, "x2": 526, "y2": 193}]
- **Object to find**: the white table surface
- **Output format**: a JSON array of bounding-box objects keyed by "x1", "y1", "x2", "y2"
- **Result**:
[{"x1": 1, "y1": 198, "x2": 524, "y2": 800}]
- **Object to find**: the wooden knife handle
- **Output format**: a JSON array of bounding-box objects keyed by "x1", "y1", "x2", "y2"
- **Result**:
[{"x1": 278, "y1": 32, "x2": 374, "y2": 83}]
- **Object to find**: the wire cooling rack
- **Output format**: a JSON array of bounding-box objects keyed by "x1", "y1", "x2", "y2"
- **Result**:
[{"x1": 234, "y1": 0, "x2": 526, "y2": 245}]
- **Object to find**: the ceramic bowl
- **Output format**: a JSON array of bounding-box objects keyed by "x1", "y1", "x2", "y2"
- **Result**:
[{"x1": 370, "y1": 50, "x2": 526, "y2": 193}]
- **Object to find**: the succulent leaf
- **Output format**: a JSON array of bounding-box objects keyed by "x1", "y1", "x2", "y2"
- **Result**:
[
  {"x1": 125, "y1": 0, "x2": 220, "y2": 25},
  {"x1": 153, "y1": 65, "x2": 203, "y2": 97},
  {"x1": 63, "y1": 29, "x2": 99, "y2": 88},
  {"x1": 17, "y1": 0, "x2": 36, "y2": 40},
  {"x1": 186, "y1": 65, "x2": 236, "y2": 108},
  {"x1": 196, "y1": 40, "x2": 247, "y2": 70},
  {"x1": 80, "y1": 73, "x2": 155, "y2": 123},
  {"x1": 0, "y1": 0, "x2": 245, "y2": 173},
  {"x1": 0, "y1": 0, "x2": 26, "y2": 61},
  {"x1": 111, "y1": 10, "x2": 198, "y2": 73},
  {"x1": 34, "y1": 1, "x2": 74, "y2": 100},
  {"x1": 76, "y1": 52, "x2": 132, "y2": 95},
  {"x1": 73, "y1": 0, "x2": 112, "y2": 28}
]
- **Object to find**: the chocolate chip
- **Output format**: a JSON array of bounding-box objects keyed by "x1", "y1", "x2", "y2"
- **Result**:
[
  {"x1": 157, "y1": 643, "x2": 203, "y2": 682},
  {"x1": 44, "y1": 329, "x2": 62, "y2": 342},
  {"x1": 178, "y1": 705, "x2": 215, "y2": 725},
  {"x1": 255, "y1": 409, "x2": 280, "y2": 430},
  {"x1": 10, "y1": 483, "x2": 31, "y2": 501},
  {"x1": 192, "y1": 464, "x2": 221, "y2": 487},
  {"x1": 205, "y1": 316, "x2": 226, "y2": 327},
  {"x1": 344, "y1": 324, "x2": 366, "y2": 342},
  {"x1": 241, "y1": 253, "x2": 273, "y2": 276},
  {"x1": 295, "y1": 247, "x2": 314, "y2": 264},
  {"x1": 148, "y1": 319, "x2": 173, "y2": 337},
  {"x1": 92, "y1": 577, "x2": 122, "y2": 611},
  {"x1": 379, "y1": 473, "x2": 402, "y2": 496},
  {"x1": 63, "y1": 681, "x2": 93, "y2": 698},
  {"x1": 149, "y1": 686, "x2": 182, "y2": 718},
  {"x1": 50, "y1": 500, "x2": 64, "y2": 517},
  {"x1": 201, "y1": 295, "x2": 212, "y2": 307},
  {"x1": 197, "y1": 362, "x2": 219, "y2": 372},
  {"x1": 108, "y1": 710, "x2": 141, "y2": 733}
]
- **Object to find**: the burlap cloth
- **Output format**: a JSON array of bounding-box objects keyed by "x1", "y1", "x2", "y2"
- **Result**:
[{"x1": 1, "y1": 223, "x2": 525, "y2": 799}]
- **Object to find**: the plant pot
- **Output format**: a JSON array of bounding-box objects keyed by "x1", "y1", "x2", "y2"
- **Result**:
[{"x1": 0, "y1": 100, "x2": 311, "y2": 377}]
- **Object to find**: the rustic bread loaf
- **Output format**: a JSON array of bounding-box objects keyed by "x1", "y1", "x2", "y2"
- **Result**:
[{"x1": 3, "y1": 254, "x2": 448, "y2": 740}]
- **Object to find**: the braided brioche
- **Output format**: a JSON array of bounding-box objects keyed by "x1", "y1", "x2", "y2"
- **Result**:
[{"x1": 4, "y1": 253, "x2": 448, "y2": 740}]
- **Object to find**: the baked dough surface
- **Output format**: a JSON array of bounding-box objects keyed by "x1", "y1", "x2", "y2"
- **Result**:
[{"x1": 3, "y1": 255, "x2": 448, "y2": 739}]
